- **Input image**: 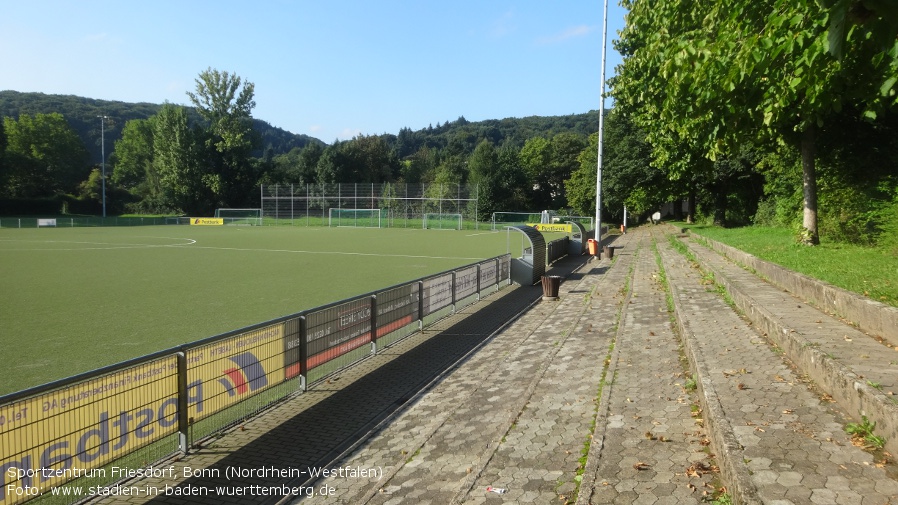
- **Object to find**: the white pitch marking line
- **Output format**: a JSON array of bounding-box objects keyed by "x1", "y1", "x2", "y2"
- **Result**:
[{"x1": 173, "y1": 243, "x2": 484, "y2": 261}]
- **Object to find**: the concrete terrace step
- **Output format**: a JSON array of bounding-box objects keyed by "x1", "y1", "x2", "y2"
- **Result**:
[
  {"x1": 578, "y1": 233, "x2": 717, "y2": 505},
  {"x1": 658, "y1": 229, "x2": 898, "y2": 504},
  {"x1": 678, "y1": 232, "x2": 898, "y2": 458}
]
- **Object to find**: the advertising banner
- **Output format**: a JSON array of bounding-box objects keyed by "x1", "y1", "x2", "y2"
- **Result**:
[
  {"x1": 479, "y1": 259, "x2": 498, "y2": 288},
  {"x1": 0, "y1": 356, "x2": 178, "y2": 504},
  {"x1": 284, "y1": 318, "x2": 303, "y2": 379},
  {"x1": 526, "y1": 223, "x2": 572, "y2": 233},
  {"x1": 376, "y1": 283, "x2": 420, "y2": 339},
  {"x1": 422, "y1": 273, "x2": 453, "y2": 316},
  {"x1": 499, "y1": 255, "x2": 510, "y2": 283},
  {"x1": 185, "y1": 323, "x2": 285, "y2": 422},
  {"x1": 305, "y1": 298, "x2": 373, "y2": 369},
  {"x1": 189, "y1": 218, "x2": 224, "y2": 226},
  {"x1": 454, "y1": 266, "x2": 478, "y2": 300}
]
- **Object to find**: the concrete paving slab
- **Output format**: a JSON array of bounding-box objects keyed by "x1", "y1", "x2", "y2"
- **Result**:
[
  {"x1": 578, "y1": 233, "x2": 716, "y2": 505},
  {"x1": 658, "y1": 229, "x2": 897, "y2": 504}
]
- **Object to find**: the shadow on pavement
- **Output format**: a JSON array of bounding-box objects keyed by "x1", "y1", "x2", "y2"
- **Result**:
[{"x1": 144, "y1": 253, "x2": 593, "y2": 503}]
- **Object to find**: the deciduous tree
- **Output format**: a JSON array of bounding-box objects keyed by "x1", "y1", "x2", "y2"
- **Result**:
[
  {"x1": 614, "y1": 0, "x2": 897, "y2": 244},
  {"x1": 152, "y1": 104, "x2": 210, "y2": 213},
  {"x1": 2, "y1": 113, "x2": 90, "y2": 197},
  {"x1": 187, "y1": 68, "x2": 261, "y2": 207}
]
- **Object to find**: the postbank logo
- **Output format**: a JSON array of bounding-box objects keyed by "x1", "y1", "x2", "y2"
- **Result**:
[
  {"x1": 190, "y1": 218, "x2": 224, "y2": 226},
  {"x1": 527, "y1": 223, "x2": 572, "y2": 233},
  {"x1": 186, "y1": 323, "x2": 284, "y2": 422},
  {"x1": 218, "y1": 352, "x2": 269, "y2": 396}
]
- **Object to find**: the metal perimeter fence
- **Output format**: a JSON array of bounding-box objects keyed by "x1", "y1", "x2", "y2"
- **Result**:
[
  {"x1": 0, "y1": 217, "x2": 176, "y2": 228},
  {"x1": 0, "y1": 254, "x2": 511, "y2": 505},
  {"x1": 260, "y1": 183, "x2": 481, "y2": 229}
]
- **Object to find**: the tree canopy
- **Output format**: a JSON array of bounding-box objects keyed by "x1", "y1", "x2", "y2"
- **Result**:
[
  {"x1": 613, "y1": 0, "x2": 898, "y2": 244},
  {"x1": 2, "y1": 113, "x2": 89, "y2": 197}
]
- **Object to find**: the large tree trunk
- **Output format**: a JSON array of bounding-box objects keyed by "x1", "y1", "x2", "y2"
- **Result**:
[
  {"x1": 713, "y1": 173, "x2": 728, "y2": 227},
  {"x1": 800, "y1": 125, "x2": 820, "y2": 245},
  {"x1": 686, "y1": 185, "x2": 697, "y2": 224},
  {"x1": 672, "y1": 199, "x2": 684, "y2": 221}
]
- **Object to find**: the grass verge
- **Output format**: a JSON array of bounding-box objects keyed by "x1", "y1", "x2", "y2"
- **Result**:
[{"x1": 678, "y1": 223, "x2": 898, "y2": 307}]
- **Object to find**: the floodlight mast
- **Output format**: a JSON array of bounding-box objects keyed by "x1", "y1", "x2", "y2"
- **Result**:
[
  {"x1": 98, "y1": 115, "x2": 107, "y2": 218},
  {"x1": 595, "y1": 0, "x2": 610, "y2": 246}
]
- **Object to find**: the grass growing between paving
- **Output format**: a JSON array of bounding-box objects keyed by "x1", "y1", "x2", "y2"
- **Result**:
[
  {"x1": 656, "y1": 238, "x2": 733, "y2": 505},
  {"x1": 669, "y1": 228, "x2": 898, "y2": 485},
  {"x1": 678, "y1": 223, "x2": 898, "y2": 308},
  {"x1": 564, "y1": 247, "x2": 633, "y2": 504}
]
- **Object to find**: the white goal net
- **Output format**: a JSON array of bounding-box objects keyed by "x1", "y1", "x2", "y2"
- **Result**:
[
  {"x1": 423, "y1": 213, "x2": 462, "y2": 230},
  {"x1": 214, "y1": 208, "x2": 263, "y2": 226},
  {"x1": 328, "y1": 208, "x2": 383, "y2": 228}
]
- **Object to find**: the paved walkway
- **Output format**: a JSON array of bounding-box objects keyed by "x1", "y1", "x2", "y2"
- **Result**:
[
  {"x1": 91, "y1": 226, "x2": 898, "y2": 505},
  {"x1": 659, "y1": 230, "x2": 898, "y2": 504}
]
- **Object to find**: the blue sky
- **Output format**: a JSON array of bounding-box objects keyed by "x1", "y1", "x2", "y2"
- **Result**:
[{"x1": 0, "y1": 1, "x2": 627, "y2": 143}]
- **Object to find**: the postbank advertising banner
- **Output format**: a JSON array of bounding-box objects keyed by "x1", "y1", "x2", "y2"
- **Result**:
[
  {"x1": 185, "y1": 323, "x2": 285, "y2": 422},
  {"x1": 0, "y1": 356, "x2": 178, "y2": 504},
  {"x1": 526, "y1": 223, "x2": 572, "y2": 233},
  {"x1": 189, "y1": 218, "x2": 224, "y2": 226}
]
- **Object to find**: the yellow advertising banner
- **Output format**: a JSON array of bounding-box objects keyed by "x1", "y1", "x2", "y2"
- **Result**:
[
  {"x1": 0, "y1": 356, "x2": 179, "y2": 504},
  {"x1": 189, "y1": 218, "x2": 223, "y2": 226},
  {"x1": 527, "y1": 223, "x2": 572, "y2": 233},
  {"x1": 185, "y1": 323, "x2": 285, "y2": 422},
  {"x1": 0, "y1": 323, "x2": 286, "y2": 502}
]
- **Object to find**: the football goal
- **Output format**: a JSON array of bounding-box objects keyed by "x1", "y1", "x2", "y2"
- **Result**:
[
  {"x1": 214, "y1": 208, "x2": 263, "y2": 226},
  {"x1": 328, "y1": 208, "x2": 383, "y2": 228},
  {"x1": 490, "y1": 212, "x2": 544, "y2": 231},
  {"x1": 423, "y1": 213, "x2": 462, "y2": 230}
]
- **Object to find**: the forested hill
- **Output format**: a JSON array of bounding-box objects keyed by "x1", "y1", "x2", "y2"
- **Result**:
[
  {"x1": 387, "y1": 112, "x2": 599, "y2": 159},
  {"x1": 0, "y1": 90, "x2": 325, "y2": 163},
  {"x1": 0, "y1": 90, "x2": 599, "y2": 163}
]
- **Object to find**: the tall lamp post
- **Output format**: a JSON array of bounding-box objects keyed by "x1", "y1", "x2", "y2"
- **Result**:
[
  {"x1": 98, "y1": 115, "x2": 107, "y2": 218},
  {"x1": 595, "y1": 0, "x2": 610, "y2": 244}
]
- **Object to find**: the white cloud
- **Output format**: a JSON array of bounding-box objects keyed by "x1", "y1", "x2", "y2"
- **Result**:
[
  {"x1": 536, "y1": 25, "x2": 594, "y2": 45},
  {"x1": 338, "y1": 127, "x2": 362, "y2": 140},
  {"x1": 490, "y1": 10, "x2": 516, "y2": 38}
]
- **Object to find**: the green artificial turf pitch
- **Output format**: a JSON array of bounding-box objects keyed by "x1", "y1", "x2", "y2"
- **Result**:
[{"x1": 0, "y1": 225, "x2": 527, "y2": 395}]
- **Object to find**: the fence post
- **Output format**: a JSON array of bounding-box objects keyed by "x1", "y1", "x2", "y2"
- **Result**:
[
  {"x1": 176, "y1": 351, "x2": 190, "y2": 454},
  {"x1": 451, "y1": 271, "x2": 457, "y2": 314},
  {"x1": 476, "y1": 264, "x2": 482, "y2": 301},
  {"x1": 498, "y1": 257, "x2": 503, "y2": 287},
  {"x1": 370, "y1": 294, "x2": 378, "y2": 355},
  {"x1": 299, "y1": 316, "x2": 308, "y2": 392},
  {"x1": 418, "y1": 280, "x2": 425, "y2": 329}
]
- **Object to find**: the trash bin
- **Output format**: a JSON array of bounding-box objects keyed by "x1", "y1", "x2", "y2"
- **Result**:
[
  {"x1": 603, "y1": 245, "x2": 614, "y2": 259},
  {"x1": 541, "y1": 275, "x2": 561, "y2": 300},
  {"x1": 587, "y1": 239, "x2": 599, "y2": 256}
]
